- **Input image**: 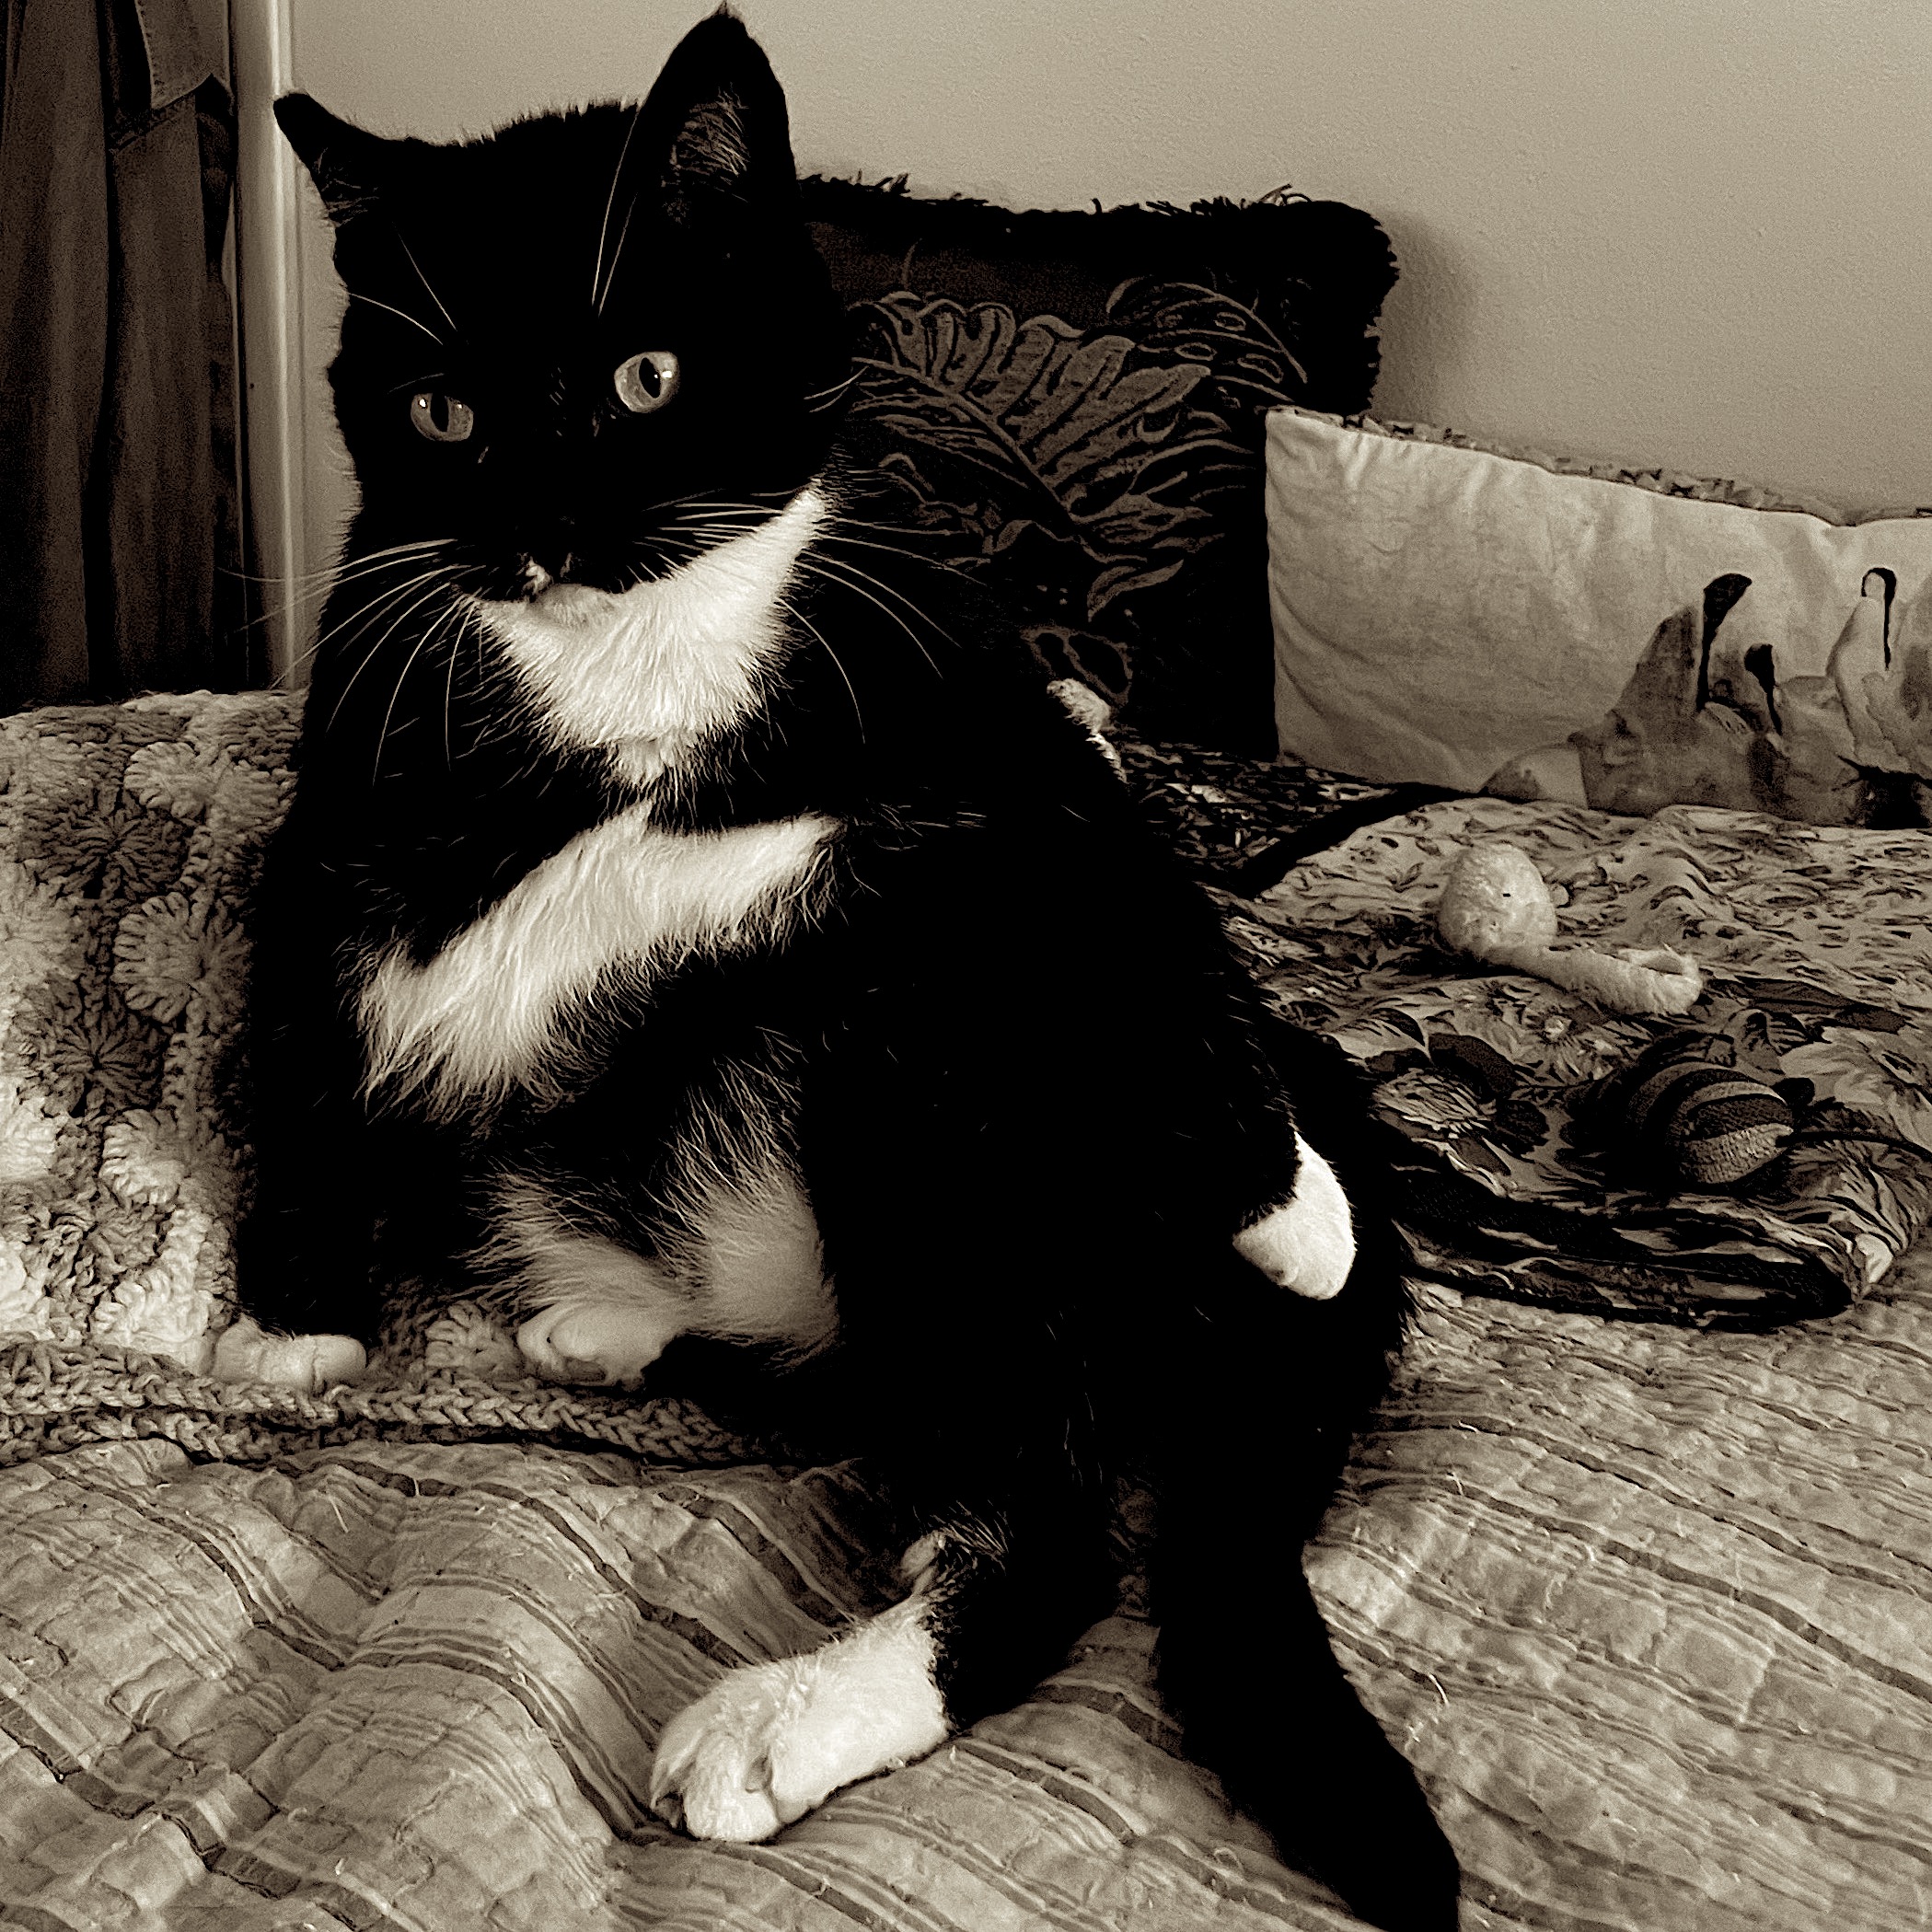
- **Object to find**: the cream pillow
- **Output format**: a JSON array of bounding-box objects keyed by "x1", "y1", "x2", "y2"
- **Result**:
[{"x1": 1266, "y1": 409, "x2": 1932, "y2": 824}]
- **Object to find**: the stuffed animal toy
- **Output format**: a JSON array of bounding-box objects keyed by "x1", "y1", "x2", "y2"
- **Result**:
[
  {"x1": 1582, "y1": 1046, "x2": 1799, "y2": 1187},
  {"x1": 1437, "y1": 842, "x2": 1705, "y2": 1017}
]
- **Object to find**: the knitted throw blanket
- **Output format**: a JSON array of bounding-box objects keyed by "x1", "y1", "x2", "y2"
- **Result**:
[
  {"x1": 6, "y1": 691, "x2": 1926, "y2": 1463},
  {"x1": 0, "y1": 693, "x2": 753, "y2": 1468}
]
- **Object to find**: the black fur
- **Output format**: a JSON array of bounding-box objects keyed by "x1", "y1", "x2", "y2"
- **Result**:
[{"x1": 244, "y1": 16, "x2": 1458, "y2": 1927}]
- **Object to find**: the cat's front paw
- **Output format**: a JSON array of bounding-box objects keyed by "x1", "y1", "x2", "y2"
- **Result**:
[
  {"x1": 649, "y1": 1602, "x2": 949, "y2": 1841},
  {"x1": 515, "y1": 1296, "x2": 678, "y2": 1388},
  {"x1": 211, "y1": 1315, "x2": 366, "y2": 1392}
]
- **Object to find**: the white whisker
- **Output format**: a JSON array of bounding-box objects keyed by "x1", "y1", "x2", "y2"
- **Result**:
[
  {"x1": 774, "y1": 590, "x2": 866, "y2": 742},
  {"x1": 348, "y1": 292, "x2": 444, "y2": 345},
  {"x1": 591, "y1": 104, "x2": 647, "y2": 311},
  {"x1": 443, "y1": 601, "x2": 469, "y2": 769},
  {"x1": 792, "y1": 554, "x2": 946, "y2": 681},
  {"x1": 396, "y1": 232, "x2": 459, "y2": 339},
  {"x1": 288, "y1": 554, "x2": 457, "y2": 671},
  {"x1": 329, "y1": 578, "x2": 458, "y2": 735},
  {"x1": 275, "y1": 565, "x2": 456, "y2": 689},
  {"x1": 374, "y1": 602, "x2": 464, "y2": 784},
  {"x1": 257, "y1": 544, "x2": 456, "y2": 662},
  {"x1": 596, "y1": 189, "x2": 643, "y2": 318}
]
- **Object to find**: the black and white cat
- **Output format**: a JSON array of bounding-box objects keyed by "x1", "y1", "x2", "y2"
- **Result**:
[{"x1": 225, "y1": 14, "x2": 1458, "y2": 1927}]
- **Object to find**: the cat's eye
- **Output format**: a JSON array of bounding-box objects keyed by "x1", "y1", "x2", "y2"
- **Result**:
[
  {"x1": 615, "y1": 350, "x2": 681, "y2": 415},
  {"x1": 410, "y1": 390, "x2": 475, "y2": 443}
]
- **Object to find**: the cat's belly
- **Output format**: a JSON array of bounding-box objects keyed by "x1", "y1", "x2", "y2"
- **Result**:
[
  {"x1": 491, "y1": 1162, "x2": 836, "y2": 1387},
  {"x1": 357, "y1": 805, "x2": 838, "y2": 1117}
]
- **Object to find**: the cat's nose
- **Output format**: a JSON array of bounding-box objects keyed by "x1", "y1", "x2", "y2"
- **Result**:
[{"x1": 526, "y1": 526, "x2": 580, "y2": 583}]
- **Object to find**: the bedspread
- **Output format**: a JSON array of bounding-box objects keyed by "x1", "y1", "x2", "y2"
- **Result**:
[
  {"x1": 1238, "y1": 794, "x2": 1932, "y2": 1325},
  {"x1": 5, "y1": 1243, "x2": 1929, "y2": 1930}
]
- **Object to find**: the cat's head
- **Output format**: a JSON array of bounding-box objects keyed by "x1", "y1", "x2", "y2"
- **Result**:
[{"x1": 279, "y1": 10, "x2": 849, "y2": 601}]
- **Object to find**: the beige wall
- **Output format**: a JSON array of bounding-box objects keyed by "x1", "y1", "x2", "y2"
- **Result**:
[{"x1": 284, "y1": 0, "x2": 1932, "y2": 561}]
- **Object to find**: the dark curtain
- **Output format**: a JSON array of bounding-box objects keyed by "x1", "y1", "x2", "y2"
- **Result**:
[{"x1": 0, "y1": 0, "x2": 242, "y2": 713}]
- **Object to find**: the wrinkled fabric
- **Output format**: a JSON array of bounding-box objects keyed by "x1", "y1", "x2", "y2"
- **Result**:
[
  {"x1": 1267, "y1": 407, "x2": 1932, "y2": 814},
  {"x1": 3, "y1": 1256, "x2": 1930, "y2": 1931},
  {"x1": 1235, "y1": 793, "x2": 1932, "y2": 1325},
  {"x1": 0, "y1": 0, "x2": 240, "y2": 712}
]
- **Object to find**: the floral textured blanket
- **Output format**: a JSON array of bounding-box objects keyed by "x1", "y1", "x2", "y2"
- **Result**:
[
  {"x1": 0, "y1": 692, "x2": 283, "y2": 1368},
  {"x1": 1240, "y1": 795, "x2": 1932, "y2": 1326},
  {"x1": 0, "y1": 693, "x2": 768, "y2": 1468}
]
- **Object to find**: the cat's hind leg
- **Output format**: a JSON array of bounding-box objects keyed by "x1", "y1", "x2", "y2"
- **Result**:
[
  {"x1": 649, "y1": 1137, "x2": 1116, "y2": 1844},
  {"x1": 491, "y1": 1060, "x2": 836, "y2": 1388},
  {"x1": 650, "y1": 1483, "x2": 1111, "y2": 1840},
  {"x1": 474, "y1": 1174, "x2": 691, "y2": 1388},
  {"x1": 1232, "y1": 1129, "x2": 1357, "y2": 1300},
  {"x1": 648, "y1": 1590, "x2": 946, "y2": 1840}
]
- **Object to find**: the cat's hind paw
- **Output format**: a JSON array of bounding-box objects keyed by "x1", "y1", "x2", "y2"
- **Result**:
[
  {"x1": 1232, "y1": 1134, "x2": 1356, "y2": 1300},
  {"x1": 649, "y1": 1602, "x2": 949, "y2": 1841},
  {"x1": 212, "y1": 1315, "x2": 366, "y2": 1392},
  {"x1": 515, "y1": 1296, "x2": 677, "y2": 1388}
]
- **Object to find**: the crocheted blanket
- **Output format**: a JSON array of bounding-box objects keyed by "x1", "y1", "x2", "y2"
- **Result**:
[
  {"x1": 0, "y1": 692, "x2": 758, "y2": 1469},
  {"x1": 2, "y1": 691, "x2": 1929, "y2": 1460},
  {"x1": 0, "y1": 691, "x2": 281, "y2": 1365}
]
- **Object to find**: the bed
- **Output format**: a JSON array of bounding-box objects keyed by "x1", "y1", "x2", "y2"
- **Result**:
[
  {"x1": 5, "y1": 175, "x2": 1929, "y2": 1932},
  {"x1": 0, "y1": 689, "x2": 1926, "y2": 1931}
]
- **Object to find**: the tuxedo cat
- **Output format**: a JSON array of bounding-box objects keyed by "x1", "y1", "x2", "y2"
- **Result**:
[{"x1": 227, "y1": 14, "x2": 1458, "y2": 1927}]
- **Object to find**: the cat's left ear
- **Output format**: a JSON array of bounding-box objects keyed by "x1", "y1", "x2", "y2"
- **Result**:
[
  {"x1": 276, "y1": 94, "x2": 401, "y2": 227},
  {"x1": 647, "y1": 10, "x2": 798, "y2": 219}
]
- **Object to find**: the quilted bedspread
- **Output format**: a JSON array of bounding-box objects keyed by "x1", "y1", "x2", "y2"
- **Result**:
[
  {"x1": 0, "y1": 692, "x2": 1928, "y2": 1928},
  {"x1": 6, "y1": 1247, "x2": 1931, "y2": 1930}
]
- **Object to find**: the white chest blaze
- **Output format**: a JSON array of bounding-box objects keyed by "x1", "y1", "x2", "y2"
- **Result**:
[
  {"x1": 473, "y1": 487, "x2": 826, "y2": 770},
  {"x1": 359, "y1": 806, "x2": 836, "y2": 1113}
]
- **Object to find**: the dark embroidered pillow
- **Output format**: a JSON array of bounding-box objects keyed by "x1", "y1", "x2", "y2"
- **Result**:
[{"x1": 798, "y1": 177, "x2": 1397, "y2": 756}]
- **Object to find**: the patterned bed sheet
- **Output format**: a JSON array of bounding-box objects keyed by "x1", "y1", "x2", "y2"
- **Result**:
[
  {"x1": 1235, "y1": 794, "x2": 1932, "y2": 1325},
  {"x1": 1117, "y1": 734, "x2": 1932, "y2": 1326}
]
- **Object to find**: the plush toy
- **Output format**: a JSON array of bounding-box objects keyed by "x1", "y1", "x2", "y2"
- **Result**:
[
  {"x1": 1583, "y1": 1048, "x2": 1798, "y2": 1187},
  {"x1": 1436, "y1": 842, "x2": 1705, "y2": 1017}
]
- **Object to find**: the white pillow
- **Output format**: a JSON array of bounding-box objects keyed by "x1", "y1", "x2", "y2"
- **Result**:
[{"x1": 1266, "y1": 409, "x2": 1932, "y2": 823}]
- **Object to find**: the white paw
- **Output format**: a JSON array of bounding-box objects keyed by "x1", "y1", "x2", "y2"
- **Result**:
[
  {"x1": 211, "y1": 1315, "x2": 366, "y2": 1392},
  {"x1": 649, "y1": 1601, "x2": 949, "y2": 1841},
  {"x1": 1233, "y1": 1133, "x2": 1356, "y2": 1300},
  {"x1": 515, "y1": 1296, "x2": 680, "y2": 1387}
]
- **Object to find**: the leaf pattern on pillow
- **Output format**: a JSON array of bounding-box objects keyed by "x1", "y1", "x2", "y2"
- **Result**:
[
  {"x1": 841, "y1": 281, "x2": 1313, "y2": 749},
  {"x1": 850, "y1": 293, "x2": 1236, "y2": 615},
  {"x1": 800, "y1": 182, "x2": 1398, "y2": 753},
  {"x1": 1107, "y1": 279, "x2": 1311, "y2": 420}
]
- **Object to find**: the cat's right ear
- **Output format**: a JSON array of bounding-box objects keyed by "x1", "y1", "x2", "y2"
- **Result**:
[
  {"x1": 275, "y1": 95, "x2": 392, "y2": 227},
  {"x1": 647, "y1": 11, "x2": 797, "y2": 220}
]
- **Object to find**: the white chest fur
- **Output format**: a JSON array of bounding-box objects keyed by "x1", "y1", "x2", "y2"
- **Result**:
[
  {"x1": 472, "y1": 487, "x2": 826, "y2": 775},
  {"x1": 359, "y1": 805, "x2": 837, "y2": 1115}
]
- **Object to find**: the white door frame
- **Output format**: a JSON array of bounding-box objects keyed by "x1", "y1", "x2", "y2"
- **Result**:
[{"x1": 229, "y1": 0, "x2": 314, "y2": 686}]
